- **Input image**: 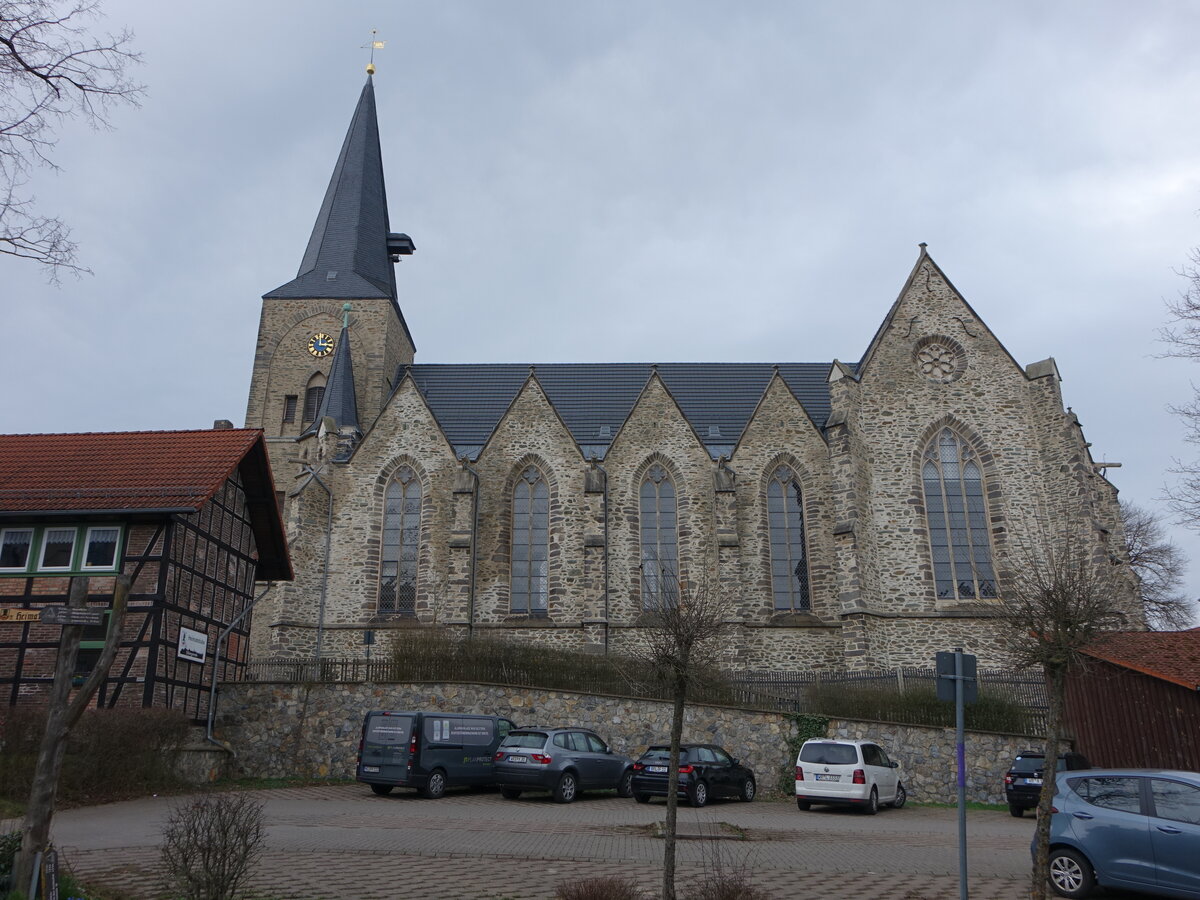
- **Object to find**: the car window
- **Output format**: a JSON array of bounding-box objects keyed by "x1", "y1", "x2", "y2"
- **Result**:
[
  {"x1": 553, "y1": 733, "x2": 571, "y2": 750},
  {"x1": 799, "y1": 743, "x2": 858, "y2": 765},
  {"x1": 500, "y1": 732, "x2": 547, "y2": 749},
  {"x1": 696, "y1": 747, "x2": 716, "y2": 763},
  {"x1": 862, "y1": 745, "x2": 883, "y2": 767},
  {"x1": 875, "y1": 746, "x2": 893, "y2": 767},
  {"x1": 1151, "y1": 779, "x2": 1200, "y2": 826},
  {"x1": 712, "y1": 748, "x2": 732, "y2": 766},
  {"x1": 1010, "y1": 756, "x2": 1045, "y2": 774},
  {"x1": 1071, "y1": 776, "x2": 1144, "y2": 815},
  {"x1": 568, "y1": 732, "x2": 590, "y2": 752},
  {"x1": 642, "y1": 747, "x2": 672, "y2": 762},
  {"x1": 498, "y1": 719, "x2": 513, "y2": 738},
  {"x1": 585, "y1": 733, "x2": 607, "y2": 753}
]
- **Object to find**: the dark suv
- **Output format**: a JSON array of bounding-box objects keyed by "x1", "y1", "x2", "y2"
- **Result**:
[
  {"x1": 1004, "y1": 750, "x2": 1090, "y2": 817},
  {"x1": 492, "y1": 727, "x2": 634, "y2": 803}
]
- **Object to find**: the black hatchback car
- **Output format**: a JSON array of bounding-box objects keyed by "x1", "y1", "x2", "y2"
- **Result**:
[
  {"x1": 630, "y1": 743, "x2": 756, "y2": 807},
  {"x1": 1004, "y1": 750, "x2": 1090, "y2": 817}
]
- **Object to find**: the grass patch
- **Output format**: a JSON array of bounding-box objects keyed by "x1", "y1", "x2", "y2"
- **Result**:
[
  {"x1": 213, "y1": 775, "x2": 355, "y2": 791},
  {"x1": 913, "y1": 800, "x2": 1007, "y2": 812}
]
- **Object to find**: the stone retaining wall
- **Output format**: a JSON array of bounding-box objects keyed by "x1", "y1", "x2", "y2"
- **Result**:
[{"x1": 215, "y1": 681, "x2": 1039, "y2": 804}]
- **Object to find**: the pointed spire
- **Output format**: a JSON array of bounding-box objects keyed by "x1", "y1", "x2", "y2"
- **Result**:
[
  {"x1": 304, "y1": 304, "x2": 361, "y2": 441},
  {"x1": 266, "y1": 77, "x2": 410, "y2": 302}
]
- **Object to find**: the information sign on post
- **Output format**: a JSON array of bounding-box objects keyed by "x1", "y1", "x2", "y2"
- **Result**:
[
  {"x1": 935, "y1": 648, "x2": 979, "y2": 900},
  {"x1": 39, "y1": 606, "x2": 104, "y2": 627}
]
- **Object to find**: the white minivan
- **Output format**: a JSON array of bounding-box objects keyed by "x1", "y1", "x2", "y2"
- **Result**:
[{"x1": 794, "y1": 738, "x2": 906, "y2": 815}]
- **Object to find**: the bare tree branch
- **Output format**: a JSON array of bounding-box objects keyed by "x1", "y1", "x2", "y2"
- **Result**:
[
  {"x1": 0, "y1": 0, "x2": 142, "y2": 278},
  {"x1": 1120, "y1": 500, "x2": 1196, "y2": 629}
]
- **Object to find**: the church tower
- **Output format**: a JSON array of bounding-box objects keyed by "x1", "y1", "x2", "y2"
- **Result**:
[{"x1": 245, "y1": 74, "x2": 415, "y2": 472}]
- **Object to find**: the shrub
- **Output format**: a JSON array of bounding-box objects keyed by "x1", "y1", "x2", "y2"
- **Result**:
[
  {"x1": 160, "y1": 792, "x2": 265, "y2": 900},
  {"x1": 684, "y1": 873, "x2": 771, "y2": 900},
  {"x1": 554, "y1": 876, "x2": 643, "y2": 900},
  {"x1": 0, "y1": 830, "x2": 20, "y2": 894},
  {"x1": 802, "y1": 682, "x2": 1035, "y2": 733},
  {"x1": 0, "y1": 707, "x2": 190, "y2": 807}
]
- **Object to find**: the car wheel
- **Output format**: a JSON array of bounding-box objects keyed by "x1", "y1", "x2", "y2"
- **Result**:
[
  {"x1": 1048, "y1": 848, "x2": 1096, "y2": 898},
  {"x1": 688, "y1": 781, "x2": 709, "y2": 808},
  {"x1": 553, "y1": 771, "x2": 578, "y2": 804},
  {"x1": 864, "y1": 787, "x2": 878, "y2": 815},
  {"x1": 370, "y1": 784, "x2": 393, "y2": 796},
  {"x1": 500, "y1": 787, "x2": 522, "y2": 800},
  {"x1": 422, "y1": 769, "x2": 447, "y2": 799},
  {"x1": 890, "y1": 782, "x2": 906, "y2": 809},
  {"x1": 740, "y1": 777, "x2": 756, "y2": 802},
  {"x1": 617, "y1": 770, "x2": 634, "y2": 799},
  {"x1": 634, "y1": 793, "x2": 651, "y2": 804},
  {"x1": 796, "y1": 799, "x2": 811, "y2": 811},
  {"x1": 1009, "y1": 805, "x2": 1024, "y2": 818}
]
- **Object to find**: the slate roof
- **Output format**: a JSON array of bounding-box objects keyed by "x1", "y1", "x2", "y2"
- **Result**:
[
  {"x1": 264, "y1": 77, "x2": 416, "y2": 350},
  {"x1": 305, "y1": 323, "x2": 360, "y2": 437},
  {"x1": 1082, "y1": 630, "x2": 1200, "y2": 691},
  {"x1": 401, "y1": 362, "x2": 842, "y2": 460},
  {"x1": 0, "y1": 429, "x2": 291, "y2": 580}
]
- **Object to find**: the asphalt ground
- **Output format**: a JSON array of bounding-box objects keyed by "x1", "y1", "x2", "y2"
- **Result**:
[{"x1": 1, "y1": 784, "x2": 1157, "y2": 899}]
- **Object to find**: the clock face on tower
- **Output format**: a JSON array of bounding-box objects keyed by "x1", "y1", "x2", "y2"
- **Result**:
[{"x1": 307, "y1": 333, "x2": 335, "y2": 358}]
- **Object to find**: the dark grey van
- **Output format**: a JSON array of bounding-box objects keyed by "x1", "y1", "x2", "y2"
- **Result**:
[{"x1": 356, "y1": 710, "x2": 516, "y2": 798}]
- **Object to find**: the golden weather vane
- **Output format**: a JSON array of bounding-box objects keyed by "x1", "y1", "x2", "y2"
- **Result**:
[{"x1": 364, "y1": 29, "x2": 385, "y2": 75}]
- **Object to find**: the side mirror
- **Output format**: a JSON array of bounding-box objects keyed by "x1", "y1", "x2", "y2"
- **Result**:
[
  {"x1": 731, "y1": 758, "x2": 739, "y2": 767},
  {"x1": 890, "y1": 761, "x2": 899, "y2": 768},
  {"x1": 605, "y1": 748, "x2": 613, "y2": 754}
]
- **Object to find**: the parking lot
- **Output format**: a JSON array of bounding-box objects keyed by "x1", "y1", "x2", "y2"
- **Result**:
[{"x1": 8, "y1": 784, "x2": 1149, "y2": 899}]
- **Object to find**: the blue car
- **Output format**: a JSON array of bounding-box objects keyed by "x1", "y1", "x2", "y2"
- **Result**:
[{"x1": 1038, "y1": 768, "x2": 1200, "y2": 898}]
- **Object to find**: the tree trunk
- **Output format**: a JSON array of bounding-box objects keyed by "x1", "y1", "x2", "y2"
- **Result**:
[
  {"x1": 12, "y1": 574, "x2": 130, "y2": 895},
  {"x1": 1030, "y1": 664, "x2": 1066, "y2": 900},
  {"x1": 662, "y1": 683, "x2": 686, "y2": 900}
]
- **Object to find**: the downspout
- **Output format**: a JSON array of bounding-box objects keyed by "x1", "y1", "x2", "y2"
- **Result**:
[
  {"x1": 595, "y1": 460, "x2": 610, "y2": 655},
  {"x1": 302, "y1": 464, "x2": 335, "y2": 660},
  {"x1": 205, "y1": 582, "x2": 274, "y2": 751},
  {"x1": 462, "y1": 458, "x2": 480, "y2": 640}
]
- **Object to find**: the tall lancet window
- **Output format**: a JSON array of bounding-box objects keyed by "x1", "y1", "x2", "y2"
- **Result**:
[
  {"x1": 767, "y1": 466, "x2": 811, "y2": 611},
  {"x1": 640, "y1": 464, "x2": 678, "y2": 610},
  {"x1": 922, "y1": 429, "x2": 997, "y2": 600},
  {"x1": 379, "y1": 466, "x2": 420, "y2": 615},
  {"x1": 511, "y1": 466, "x2": 549, "y2": 615}
]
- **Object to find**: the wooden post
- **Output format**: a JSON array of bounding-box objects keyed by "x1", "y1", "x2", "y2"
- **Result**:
[{"x1": 12, "y1": 574, "x2": 130, "y2": 894}]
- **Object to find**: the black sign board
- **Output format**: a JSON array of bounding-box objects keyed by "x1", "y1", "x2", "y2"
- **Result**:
[
  {"x1": 42, "y1": 847, "x2": 59, "y2": 900},
  {"x1": 39, "y1": 606, "x2": 104, "y2": 627},
  {"x1": 935, "y1": 650, "x2": 978, "y2": 704}
]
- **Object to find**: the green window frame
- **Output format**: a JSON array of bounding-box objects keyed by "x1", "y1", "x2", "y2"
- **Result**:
[{"x1": 0, "y1": 524, "x2": 124, "y2": 576}]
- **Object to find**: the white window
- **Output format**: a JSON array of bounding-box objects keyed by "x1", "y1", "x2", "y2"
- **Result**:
[
  {"x1": 0, "y1": 529, "x2": 33, "y2": 570},
  {"x1": 83, "y1": 527, "x2": 121, "y2": 570},
  {"x1": 39, "y1": 528, "x2": 77, "y2": 570}
]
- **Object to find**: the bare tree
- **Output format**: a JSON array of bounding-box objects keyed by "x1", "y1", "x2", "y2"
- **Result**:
[
  {"x1": 1120, "y1": 500, "x2": 1195, "y2": 629},
  {"x1": 633, "y1": 567, "x2": 730, "y2": 900},
  {"x1": 1000, "y1": 539, "x2": 1126, "y2": 900},
  {"x1": 13, "y1": 573, "x2": 130, "y2": 895},
  {"x1": 160, "y1": 792, "x2": 266, "y2": 900},
  {"x1": 0, "y1": 0, "x2": 142, "y2": 279}
]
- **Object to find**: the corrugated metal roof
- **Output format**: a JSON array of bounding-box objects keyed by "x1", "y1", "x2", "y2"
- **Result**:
[{"x1": 402, "y1": 362, "x2": 841, "y2": 459}]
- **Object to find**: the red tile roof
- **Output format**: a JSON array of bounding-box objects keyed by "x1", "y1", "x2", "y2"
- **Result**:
[
  {"x1": 1083, "y1": 630, "x2": 1200, "y2": 691},
  {"x1": 0, "y1": 429, "x2": 264, "y2": 513}
]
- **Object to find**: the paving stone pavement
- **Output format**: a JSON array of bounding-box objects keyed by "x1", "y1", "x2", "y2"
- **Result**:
[{"x1": 8, "y1": 784, "x2": 1148, "y2": 899}]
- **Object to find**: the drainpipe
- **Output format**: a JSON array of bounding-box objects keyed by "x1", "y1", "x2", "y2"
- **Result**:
[
  {"x1": 461, "y1": 458, "x2": 480, "y2": 640},
  {"x1": 594, "y1": 459, "x2": 611, "y2": 655},
  {"x1": 206, "y1": 582, "x2": 274, "y2": 751},
  {"x1": 301, "y1": 464, "x2": 335, "y2": 660}
]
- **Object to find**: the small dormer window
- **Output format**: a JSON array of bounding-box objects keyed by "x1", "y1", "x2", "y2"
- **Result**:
[{"x1": 326, "y1": 270, "x2": 338, "y2": 281}]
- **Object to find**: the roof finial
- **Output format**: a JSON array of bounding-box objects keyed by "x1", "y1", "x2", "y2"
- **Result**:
[
  {"x1": 364, "y1": 29, "x2": 385, "y2": 75},
  {"x1": 342, "y1": 302, "x2": 352, "y2": 329}
]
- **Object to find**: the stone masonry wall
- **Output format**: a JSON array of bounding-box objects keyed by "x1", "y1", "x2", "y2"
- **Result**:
[{"x1": 216, "y1": 680, "x2": 1040, "y2": 805}]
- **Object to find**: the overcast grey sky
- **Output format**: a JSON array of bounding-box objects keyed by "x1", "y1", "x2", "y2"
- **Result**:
[{"x1": 5, "y1": 1, "x2": 1200, "y2": 616}]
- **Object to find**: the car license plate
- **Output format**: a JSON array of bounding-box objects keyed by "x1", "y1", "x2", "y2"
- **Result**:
[
  {"x1": 814, "y1": 774, "x2": 840, "y2": 782},
  {"x1": 648, "y1": 765, "x2": 668, "y2": 773},
  {"x1": 507, "y1": 755, "x2": 527, "y2": 763},
  {"x1": 362, "y1": 766, "x2": 380, "y2": 773},
  {"x1": 1024, "y1": 777, "x2": 1042, "y2": 786}
]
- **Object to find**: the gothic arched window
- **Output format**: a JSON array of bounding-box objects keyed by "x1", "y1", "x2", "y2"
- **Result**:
[
  {"x1": 922, "y1": 428, "x2": 997, "y2": 600},
  {"x1": 379, "y1": 465, "x2": 420, "y2": 614},
  {"x1": 767, "y1": 466, "x2": 810, "y2": 611},
  {"x1": 640, "y1": 464, "x2": 678, "y2": 610},
  {"x1": 511, "y1": 466, "x2": 549, "y2": 615}
]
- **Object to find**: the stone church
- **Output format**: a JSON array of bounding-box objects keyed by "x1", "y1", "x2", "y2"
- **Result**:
[{"x1": 244, "y1": 75, "x2": 1140, "y2": 671}]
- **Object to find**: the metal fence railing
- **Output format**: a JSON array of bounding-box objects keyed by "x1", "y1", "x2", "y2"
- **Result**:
[{"x1": 241, "y1": 657, "x2": 1047, "y2": 735}]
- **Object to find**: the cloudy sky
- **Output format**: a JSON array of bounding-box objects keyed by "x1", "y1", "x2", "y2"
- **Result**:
[{"x1": 5, "y1": 1, "x2": 1200, "y2": 615}]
